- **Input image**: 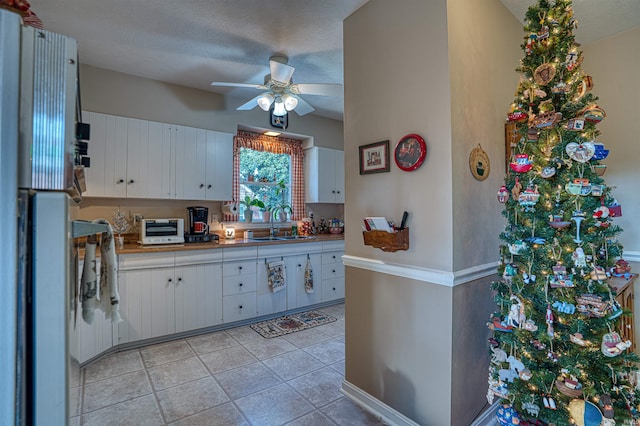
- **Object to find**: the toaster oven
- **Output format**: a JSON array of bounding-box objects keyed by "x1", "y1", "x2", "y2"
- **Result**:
[{"x1": 140, "y1": 218, "x2": 184, "y2": 245}]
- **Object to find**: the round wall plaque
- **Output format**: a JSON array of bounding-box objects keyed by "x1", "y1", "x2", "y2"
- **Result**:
[{"x1": 469, "y1": 144, "x2": 490, "y2": 180}]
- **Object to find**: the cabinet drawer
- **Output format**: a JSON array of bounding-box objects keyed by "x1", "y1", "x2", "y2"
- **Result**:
[
  {"x1": 223, "y1": 293, "x2": 257, "y2": 323},
  {"x1": 322, "y1": 251, "x2": 343, "y2": 265},
  {"x1": 322, "y1": 278, "x2": 345, "y2": 301},
  {"x1": 223, "y1": 260, "x2": 257, "y2": 277},
  {"x1": 223, "y1": 274, "x2": 257, "y2": 296},
  {"x1": 322, "y1": 263, "x2": 345, "y2": 279}
]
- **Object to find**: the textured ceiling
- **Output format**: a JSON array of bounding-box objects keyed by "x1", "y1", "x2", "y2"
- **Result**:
[{"x1": 29, "y1": 0, "x2": 639, "y2": 121}]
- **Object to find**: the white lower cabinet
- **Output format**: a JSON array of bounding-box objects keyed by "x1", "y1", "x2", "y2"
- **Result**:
[
  {"x1": 287, "y1": 252, "x2": 323, "y2": 309},
  {"x1": 74, "y1": 259, "x2": 117, "y2": 364},
  {"x1": 321, "y1": 250, "x2": 345, "y2": 301},
  {"x1": 256, "y1": 256, "x2": 289, "y2": 316},
  {"x1": 222, "y1": 247, "x2": 257, "y2": 323},
  {"x1": 174, "y1": 263, "x2": 223, "y2": 333}
]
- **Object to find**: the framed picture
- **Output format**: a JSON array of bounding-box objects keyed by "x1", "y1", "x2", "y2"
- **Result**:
[
  {"x1": 394, "y1": 134, "x2": 426, "y2": 172},
  {"x1": 359, "y1": 140, "x2": 390, "y2": 174}
]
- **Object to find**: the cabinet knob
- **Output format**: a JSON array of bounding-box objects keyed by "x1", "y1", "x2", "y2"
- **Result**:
[
  {"x1": 298, "y1": 264, "x2": 302, "y2": 267},
  {"x1": 239, "y1": 305, "x2": 243, "y2": 309},
  {"x1": 168, "y1": 278, "x2": 172, "y2": 283},
  {"x1": 178, "y1": 277, "x2": 182, "y2": 282},
  {"x1": 337, "y1": 191, "x2": 341, "y2": 194},
  {"x1": 239, "y1": 283, "x2": 243, "y2": 287},
  {"x1": 332, "y1": 190, "x2": 336, "y2": 193},
  {"x1": 207, "y1": 184, "x2": 212, "y2": 189},
  {"x1": 332, "y1": 287, "x2": 336, "y2": 291},
  {"x1": 332, "y1": 269, "x2": 336, "y2": 273},
  {"x1": 117, "y1": 179, "x2": 124, "y2": 184},
  {"x1": 332, "y1": 255, "x2": 336, "y2": 259},
  {"x1": 199, "y1": 183, "x2": 204, "y2": 188},
  {"x1": 239, "y1": 266, "x2": 243, "y2": 270}
]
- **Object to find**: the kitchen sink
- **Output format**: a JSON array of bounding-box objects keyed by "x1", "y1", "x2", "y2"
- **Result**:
[{"x1": 250, "y1": 235, "x2": 315, "y2": 241}]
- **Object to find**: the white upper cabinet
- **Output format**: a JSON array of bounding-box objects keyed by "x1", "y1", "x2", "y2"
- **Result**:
[
  {"x1": 305, "y1": 147, "x2": 344, "y2": 203},
  {"x1": 84, "y1": 112, "x2": 232, "y2": 201},
  {"x1": 174, "y1": 126, "x2": 233, "y2": 201}
]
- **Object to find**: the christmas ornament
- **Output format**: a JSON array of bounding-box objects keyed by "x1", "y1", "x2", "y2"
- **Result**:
[
  {"x1": 611, "y1": 259, "x2": 631, "y2": 277},
  {"x1": 550, "y1": 264, "x2": 574, "y2": 288},
  {"x1": 593, "y1": 205, "x2": 610, "y2": 220},
  {"x1": 545, "y1": 303, "x2": 554, "y2": 337},
  {"x1": 566, "y1": 178, "x2": 592, "y2": 196},
  {"x1": 608, "y1": 201, "x2": 622, "y2": 217},
  {"x1": 507, "y1": 295, "x2": 526, "y2": 327},
  {"x1": 592, "y1": 142, "x2": 609, "y2": 160},
  {"x1": 540, "y1": 166, "x2": 556, "y2": 178},
  {"x1": 569, "y1": 332, "x2": 588, "y2": 346},
  {"x1": 518, "y1": 184, "x2": 540, "y2": 210},
  {"x1": 527, "y1": 128, "x2": 539, "y2": 141},
  {"x1": 507, "y1": 107, "x2": 528, "y2": 122},
  {"x1": 556, "y1": 374, "x2": 583, "y2": 397},
  {"x1": 532, "y1": 110, "x2": 563, "y2": 128},
  {"x1": 568, "y1": 399, "x2": 603, "y2": 426},
  {"x1": 534, "y1": 63, "x2": 556, "y2": 85},
  {"x1": 583, "y1": 105, "x2": 606, "y2": 123},
  {"x1": 591, "y1": 185, "x2": 604, "y2": 197},
  {"x1": 496, "y1": 404, "x2": 521, "y2": 426},
  {"x1": 551, "y1": 81, "x2": 570, "y2": 94},
  {"x1": 576, "y1": 294, "x2": 608, "y2": 318},
  {"x1": 566, "y1": 118, "x2": 585, "y2": 130},
  {"x1": 592, "y1": 164, "x2": 607, "y2": 176},
  {"x1": 549, "y1": 215, "x2": 571, "y2": 229},
  {"x1": 601, "y1": 330, "x2": 632, "y2": 357},
  {"x1": 565, "y1": 50, "x2": 581, "y2": 71},
  {"x1": 571, "y1": 210, "x2": 586, "y2": 243},
  {"x1": 589, "y1": 266, "x2": 608, "y2": 281},
  {"x1": 510, "y1": 153, "x2": 534, "y2": 173},
  {"x1": 522, "y1": 401, "x2": 541, "y2": 417},
  {"x1": 572, "y1": 247, "x2": 587, "y2": 267},
  {"x1": 489, "y1": 316, "x2": 514, "y2": 333},
  {"x1": 566, "y1": 142, "x2": 596, "y2": 163},
  {"x1": 552, "y1": 300, "x2": 576, "y2": 314},
  {"x1": 497, "y1": 185, "x2": 509, "y2": 203},
  {"x1": 490, "y1": 346, "x2": 508, "y2": 364},
  {"x1": 599, "y1": 394, "x2": 615, "y2": 419}
]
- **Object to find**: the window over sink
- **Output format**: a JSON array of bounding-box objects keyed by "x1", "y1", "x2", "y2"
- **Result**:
[{"x1": 227, "y1": 131, "x2": 305, "y2": 223}]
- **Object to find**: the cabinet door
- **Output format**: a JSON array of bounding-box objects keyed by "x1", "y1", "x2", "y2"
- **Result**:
[
  {"x1": 174, "y1": 125, "x2": 207, "y2": 200},
  {"x1": 205, "y1": 131, "x2": 233, "y2": 201},
  {"x1": 287, "y1": 253, "x2": 323, "y2": 309},
  {"x1": 74, "y1": 260, "x2": 113, "y2": 364},
  {"x1": 334, "y1": 150, "x2": 345, "y2": 203},
  {"x1": 83, "y1": 112, "x2": 128, "y2": 197},
  {"x1": 117, "y1": 267, "x2": 175, "y2": 344},
  {"x1": 305, "y1": 147, "x2": 344, "y2": 203},
  {"x1": 174, "y1": 263, "x2": 223, "y2": 333},
  {"x1": 124, "y1": 118, "x2": 147, "y2": 198},
  {"x1": 146, "y1": 121, "x2": 174, "y2": 199},
  {"x1": 256, "y1": 258, "x2": 288, "y2": 316}
]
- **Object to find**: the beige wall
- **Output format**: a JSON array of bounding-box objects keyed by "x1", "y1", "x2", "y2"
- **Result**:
[
  {"x1": 447, "y1": 0, "x2": 523, "y2": 271},
  {"x1": 77, "y1": 65, "x2": 344, "y2": 222},
  {"x1": 343, "y1": 0, "x2": 521, "y2": 424},
  {"x1": 582, "y1": 27, "x2": 640, "y2": 256},
  {"x1": 80, "y1": 65, "x2": 344, "y2": 150},
  {"x1": 345, "y1": 268, "x2": 454, "y2": 426},
  {"x1": 344, "y1": 0, "x2": 454, "y2": 272}
]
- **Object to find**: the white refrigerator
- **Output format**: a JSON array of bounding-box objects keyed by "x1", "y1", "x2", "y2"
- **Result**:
[{"x1": 0, "y1": 10, "x2": 101, "y2": 425}]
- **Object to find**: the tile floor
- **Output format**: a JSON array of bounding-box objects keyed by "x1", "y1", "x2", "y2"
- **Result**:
[{"x1": 70, "y1": 304, "x2": 387, "y2": 425}]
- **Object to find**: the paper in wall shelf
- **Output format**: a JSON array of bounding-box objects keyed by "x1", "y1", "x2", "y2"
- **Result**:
[{"x1": 365, "y1": 217, "x2": 393, "y2": 232}]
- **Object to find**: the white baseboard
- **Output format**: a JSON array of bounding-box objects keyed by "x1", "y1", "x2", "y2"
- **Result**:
[
  {"x1": 625, "y1": 251, "x2": 640, "y2": 263},
  {"x1": 341, "y1": 380, "x2": 420, "y2": 426},
  {"x1": 470, "y1": 402, "x2": 499, "y2": 426}
]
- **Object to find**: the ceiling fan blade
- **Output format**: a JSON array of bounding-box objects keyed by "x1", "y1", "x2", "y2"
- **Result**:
[
  {"x1": 210, "y1": 82, "x2": 265, "y2": 89},
  {"x1": 292, "y1": 96, "x2": 315, "y2": 116},
  {"x1": 270, "y1": 60, "x2": 295, "y2": 85},
  {"x1": 290, "y1": 83, "x2": 342, "y2": 97},
  {"x1": 236, "y1": 95, "x2": 262, "y2": 111}
]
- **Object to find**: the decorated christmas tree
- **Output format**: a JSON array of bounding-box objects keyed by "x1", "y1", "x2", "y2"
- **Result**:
[{"x1": 488, "y1": 1, "x2": 639, "y2": 424}]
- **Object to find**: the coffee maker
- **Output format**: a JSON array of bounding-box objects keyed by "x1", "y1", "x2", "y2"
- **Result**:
[{"x1": 184, "y1": 206, "x2": 217, "y2": 243}]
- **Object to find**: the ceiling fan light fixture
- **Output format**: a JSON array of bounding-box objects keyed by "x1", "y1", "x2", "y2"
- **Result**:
[
  {"x1": 257, "y1": 93, "x2": 275, "y2": 111},
  {"x1": 282, "y1": 94, "x2": 298, "y2": 111},
  {"x1": 272, "y1": 97, "x2": 287, "y2": 116}
]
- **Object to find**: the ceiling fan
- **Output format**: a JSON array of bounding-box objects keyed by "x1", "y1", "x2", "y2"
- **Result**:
[{"x1": 211, "y1": 56, "x2": 342, "y2": 117}]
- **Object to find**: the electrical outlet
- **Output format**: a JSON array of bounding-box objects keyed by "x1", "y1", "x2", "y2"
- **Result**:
[
  {"x1": 134, "y1": 213, "x2": 143, "y2": 224},
  {"x1": 211, "y1": 213, "x2": 219, "y2": 223}
]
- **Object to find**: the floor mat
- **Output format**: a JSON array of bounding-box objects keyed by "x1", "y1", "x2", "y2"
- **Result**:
[{"x1": 250, "y1": 310, "x2": 337, "y2": 338}]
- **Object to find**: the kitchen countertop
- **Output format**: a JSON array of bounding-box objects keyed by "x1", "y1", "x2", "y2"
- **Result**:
[{"x1": 115, "y1": 233, "x2": 344, "y2": 255}]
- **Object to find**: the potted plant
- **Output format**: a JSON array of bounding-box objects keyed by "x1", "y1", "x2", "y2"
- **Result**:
[
  {"x1": 270, "y1": 179, "x2": 292, "y2": 222},
  {"x1": 240, "y1": 195, "x2": 265, "y2": 222},
  {"x1": 270, "y1": 203, "x2": 293, "y2": 222}
]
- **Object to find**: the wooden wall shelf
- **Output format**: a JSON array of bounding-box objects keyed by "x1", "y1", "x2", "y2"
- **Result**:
[{"x1": 362, "y1": 228, "x2": 409, "y2": 252}]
